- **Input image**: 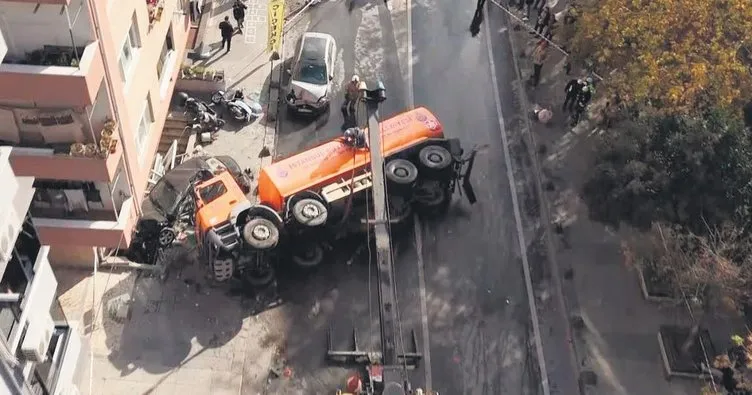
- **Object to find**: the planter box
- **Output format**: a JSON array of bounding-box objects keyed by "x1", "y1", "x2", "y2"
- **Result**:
[
  {"x1": 636, "y1": 265, "x2": 679, "y2": 303},
  {"x1": 175, "y1": 77, "x2": 226, "y2": 93},
  {"x1": 657, "y1": 325, "x2": 715, "y2": 380}
]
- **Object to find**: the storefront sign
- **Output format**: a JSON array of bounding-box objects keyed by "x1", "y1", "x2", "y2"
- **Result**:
[{"x1": 267, "y1": 0, "x2": 285, "y2": 53}]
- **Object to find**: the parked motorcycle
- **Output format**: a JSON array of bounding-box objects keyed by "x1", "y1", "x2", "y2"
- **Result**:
[
  {"x1": 210, "y1": 89, "x2": 263, "y2": 123},
  {"x1": 177, "y1": 92, "x2": 226, "y2": 133}
]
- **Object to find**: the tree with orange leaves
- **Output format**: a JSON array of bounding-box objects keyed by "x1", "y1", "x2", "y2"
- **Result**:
[{"x1": 570, "y1": 0, "x2": 752, "y2": 115}]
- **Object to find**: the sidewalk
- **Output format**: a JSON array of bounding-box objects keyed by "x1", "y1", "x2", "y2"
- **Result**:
[
  {"x1": 498, "y1": 2, "x2": 745, "y2": 394},
  {"x1": 57, "y1": 248, "x2": 282, "y2": 395},
  {"x1": 55, "y1": 1, "x2": 309, "y2": 394}
]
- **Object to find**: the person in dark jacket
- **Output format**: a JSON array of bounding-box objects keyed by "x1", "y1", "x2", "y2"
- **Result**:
[
  {"x1": 571, "y1": 85, "x2": 592, "y2": 126},
  {"x1": 233, "y1": 1, "x2": 247, "y2": 31},
  {"x1": 218, "y1": 16, "x2": 234, "y2": 53},
  {"x1": 523, "y1": 0, "x2": 535, "y2": 21},
  {"x1": 533, "y1": 0, "x2": 546, "y2": 13},
  {"x1": 535, "y1": 6, "x2": 551, "y2": 35},
  {"x1": 563, "y1": 78, "x2": 584, "y2": 112}
]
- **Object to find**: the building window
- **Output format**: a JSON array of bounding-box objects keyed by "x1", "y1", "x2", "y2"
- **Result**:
[
  {"x1": 156, "y1": 26, "x2": 175, "y2": 81},
  {"x1": 136, "y1": 94, "x2": 155, "y2": 162},
  {"x1": 118, "y1": 15, "x2": 141, "y2": 83}
]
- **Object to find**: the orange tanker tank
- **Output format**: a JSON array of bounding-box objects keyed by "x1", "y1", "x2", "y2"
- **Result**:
[{"x1": 258, "y1": 107, "x2": 444, "y2": 211}]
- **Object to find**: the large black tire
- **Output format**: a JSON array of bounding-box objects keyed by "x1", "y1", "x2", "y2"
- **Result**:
[
  {"x1": 245, "y1": 266, "x2": 275, "y2": 287},
  {"x1": 418, "y1": 145, "x2": 453, "y2": 179},
  {"x1": 414, "y1": 180, "x2": 449, "y2": 210},
  {"x1": 292, "y1": 243, "x2": 325, "y2": 268},
  {"x1": 242, "y1": 218, "x2": 280, "y2": 250},
  {"x1": 385, "y1": 159, "x2": 419, "y2": 190},
  {"x1": 292, "y1": 198, "x2": 328, "y2": 227},
  {"x1": 158, "y1": 227, "x2": 176, "y2": 247}
]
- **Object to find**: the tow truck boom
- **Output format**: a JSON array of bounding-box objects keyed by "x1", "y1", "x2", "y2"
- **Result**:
[{"x1": 326, "y1": 83, "x2": 423, "y2": 395}]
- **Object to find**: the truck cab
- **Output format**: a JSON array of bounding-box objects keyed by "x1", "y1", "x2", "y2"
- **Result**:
[{"x1": 193, "y1": 168, "x2": 282, "y2": 285}]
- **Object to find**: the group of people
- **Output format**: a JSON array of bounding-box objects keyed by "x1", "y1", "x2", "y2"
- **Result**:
[
  {"x1": 217, "y1": 0, "x2": 248, "y2": 53},
  {"x1": 512, "y1": 0, "x2": 595, "y2": 127}
]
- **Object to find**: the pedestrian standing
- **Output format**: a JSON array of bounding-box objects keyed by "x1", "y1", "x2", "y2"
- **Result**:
[
  {"x1": 533, "y1": 0, "x2": 546, "y2": 13},
  {"x1": 542, "y1": 17, "x2": 555, "y2": 40},
  {"x1": 218, "y1": 16, "x2": 234, "y2": 53},
  {"x1": 523, "y1": 0, "x2": 535, "y2": 21},
  {"x1": 571, "y1": 85, "x2": 592, "y2": 126},
  {"x1": 535, "y1": 6, "x2": 551, "y2": 35},
  {"x1": 232, "y1": 0, "x2": 247, "y2": 32},
  {"x1": 563, "y1": 78, "x2": 584, "y2": 112},
  {"x1": 530, "y1": 40, "x2": 547, "y2": 87}
]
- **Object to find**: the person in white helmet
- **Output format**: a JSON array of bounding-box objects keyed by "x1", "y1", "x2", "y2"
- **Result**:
[{"x1": 342, "y1": 75, "x2": 361, "y2": 127}]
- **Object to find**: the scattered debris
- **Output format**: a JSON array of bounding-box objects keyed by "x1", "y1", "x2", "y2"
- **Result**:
[{"x1": 309, "y1": 300, "x2": 321, "y2": 318}]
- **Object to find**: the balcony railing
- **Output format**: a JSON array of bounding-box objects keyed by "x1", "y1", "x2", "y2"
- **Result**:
[
  {"x1": 33, "y1": 197, "x2": 137, "y2": 249},
  {"x1": 9, "y1": 120, "x2": 124, "y2": 183},
  {"x1": 0, "y1": 41, "x2": 104, "y2": 107}
]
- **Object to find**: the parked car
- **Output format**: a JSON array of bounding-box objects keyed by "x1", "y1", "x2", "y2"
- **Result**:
[{"x1": 285, "y1": 32, "x2": 337, "y2": 116}]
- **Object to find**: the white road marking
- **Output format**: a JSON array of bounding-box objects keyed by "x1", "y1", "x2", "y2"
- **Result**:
[
  {"x1": 482, "y1": 2, "x2": 551, "y2": 395},
  {"x1": 413, "y1": 218, "x2": 433, "y2": 391}
]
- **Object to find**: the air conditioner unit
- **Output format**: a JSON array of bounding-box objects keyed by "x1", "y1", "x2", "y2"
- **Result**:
[{"x1": 20, "y1": 314, "x2": 54, "y2": 362}]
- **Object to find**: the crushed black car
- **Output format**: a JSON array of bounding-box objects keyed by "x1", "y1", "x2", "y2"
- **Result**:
[{"x1": 126, "y1": 156, "x2": 252, "y2": 264}]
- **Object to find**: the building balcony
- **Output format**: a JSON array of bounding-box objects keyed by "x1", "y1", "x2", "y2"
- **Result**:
[
  {"x1": 32, "y1": 197, "x2": 136, "y2": 249},
  {"x1": 0, "y1": 40, "x2": 104, "y2": 108},
  {"x1": 9, "y1": 124, "x2": 124, "y2": 183}
]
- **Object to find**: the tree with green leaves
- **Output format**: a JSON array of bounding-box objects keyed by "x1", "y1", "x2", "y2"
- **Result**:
[
  {"x1": 583, "y1": 110, "x2": 752, "y2": 235},
  {"x1": 570, "y1": 0, "x2": 752, "y2": 115}
]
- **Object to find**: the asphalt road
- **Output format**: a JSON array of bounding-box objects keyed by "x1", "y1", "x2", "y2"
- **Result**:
[{"x1": 270, "y1": 0, "x2": 541, "y2": 394}]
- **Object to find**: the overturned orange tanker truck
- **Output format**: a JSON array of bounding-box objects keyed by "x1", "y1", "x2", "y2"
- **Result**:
[{"x1": 193, "y1": 106, "x2": 477, "y2": 285}]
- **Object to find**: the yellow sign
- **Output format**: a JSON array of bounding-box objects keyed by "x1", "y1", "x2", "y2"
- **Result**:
[{"x1": 267, "y1": 0, "x2": 285, "y2": 53}]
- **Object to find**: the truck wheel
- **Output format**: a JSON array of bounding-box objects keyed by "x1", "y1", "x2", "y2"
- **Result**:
[
  {"x1": 385, "y1": 159, "x2": 418, "y2": 191},
  {"x1": 292, "y1": 243, "x2": 324, "y2": 268},
  {"x1": 245, "y1": 266, "x2": 275, "y2": 287},
  {"x1": 418, "y1": 145, "x2": 453, "y2": 178},
  {"x1": 292, "y1": 198, "x2": 328, "y2": 227},
  {"x1": 243, "y1": 218, "x2": 280, "y2": 250},
  {"x1": 414, "y1": 180, "x2": 449, "y2": 208},
  {"x1": 213, "y1": 257, "x2": 234, "y2": 282}
]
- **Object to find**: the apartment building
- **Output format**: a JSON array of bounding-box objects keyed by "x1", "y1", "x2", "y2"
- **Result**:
[
  {"x1": 0, "y1": 0, "x2": 192, "y2": 266},
  {"x1": 0, "y1": 146, "x2": 85, "y2": 395}
]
